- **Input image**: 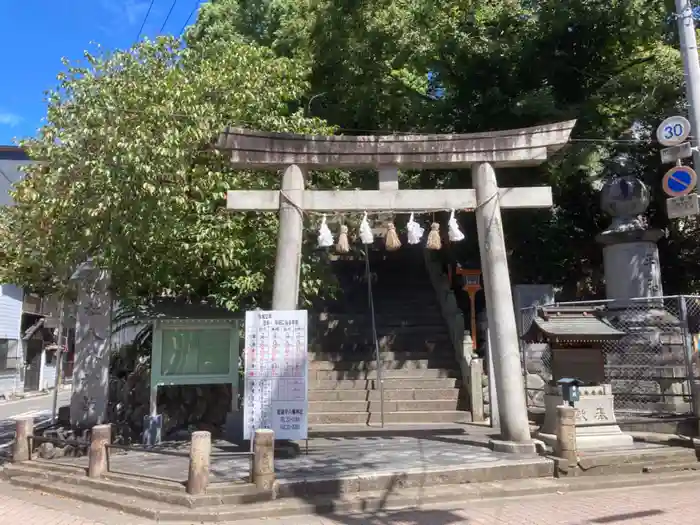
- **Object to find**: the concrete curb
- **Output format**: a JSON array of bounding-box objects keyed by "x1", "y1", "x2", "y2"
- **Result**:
[{"x1": 7, "y1": 467, "x2": 700, "y2": 522}]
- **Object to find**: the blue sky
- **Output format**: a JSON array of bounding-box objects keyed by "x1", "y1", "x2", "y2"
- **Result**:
[{"x1": 0, "y1": 0, "x2": 203, "y2": 145}]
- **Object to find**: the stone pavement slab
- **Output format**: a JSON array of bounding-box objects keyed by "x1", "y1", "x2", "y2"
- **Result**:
[
  {"x1": 232, "y1": 481, "x2": 700, "y2": 525},
  {"x1": 0, "y1": 480, "x2": 151, "y2": 525},
  {"x1": 59, "y1": 433, "x2": 545, "y2": 483}
]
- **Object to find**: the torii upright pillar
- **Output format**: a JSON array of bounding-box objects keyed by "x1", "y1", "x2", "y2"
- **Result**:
[{"x1": 220, "y1": 121, "x2": 576, "y2": 452}]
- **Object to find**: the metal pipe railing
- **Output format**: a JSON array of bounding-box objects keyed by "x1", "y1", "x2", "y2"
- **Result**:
[{"x1": 364, "y1": 248, "x2": 384, "y2": 428}]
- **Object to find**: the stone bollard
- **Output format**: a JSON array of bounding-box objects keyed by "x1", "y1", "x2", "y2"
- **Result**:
[
  {"x1": 12, "y1": 418, "x2": 33, "y2": 463},
  {"x1": 88, "y1": 424, "x2": 111, "y2": 478},
  {"x1": 187, "y1": 431, "x2": 211, "y2": 495},
  {"x1": 251, "y1": 429, "x2": 275, "y2": 490},
  {"x1": 470, "y1": 358, "x2": 485, "y2": 422},
  {"x1": 555, "y1": 405, "x2": 577, "y2": 470}
]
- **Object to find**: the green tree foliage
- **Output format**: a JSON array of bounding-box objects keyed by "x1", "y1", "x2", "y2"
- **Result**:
[
  {"x1": 190, "y1": 0, "x2": 693, "y2": 296},
  {"x1": 3, "y1": 0, "x2": 698, "y2": 306},
  {"x1": 0, "y1": 37, "x2": 337, "y2": 308}
]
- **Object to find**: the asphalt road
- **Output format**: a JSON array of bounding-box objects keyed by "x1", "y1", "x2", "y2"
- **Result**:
[{"x1": 0, "y1": 389, "x2": 71, "y2": 448}]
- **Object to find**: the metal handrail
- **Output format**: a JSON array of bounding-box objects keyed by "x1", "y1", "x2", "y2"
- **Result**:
[
  {"x1": 29, "y1": 435, "x2": 88, "y2": 447},
  {"x1": 364, "y1": 248, "x2": 384, "y2": 428},
  {"x1": 105, "y1": 443, "x2": 253, "y2": 458}
]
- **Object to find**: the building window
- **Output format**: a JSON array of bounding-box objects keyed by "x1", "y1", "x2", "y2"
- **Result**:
[{"x1": 0, "y1": 339, "x2": 20, "y2": 373}]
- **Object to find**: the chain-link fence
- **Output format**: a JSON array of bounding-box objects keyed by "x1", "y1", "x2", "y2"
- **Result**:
[{"x1": 520, "y1": 295, "x2": 700, "y2": 418}]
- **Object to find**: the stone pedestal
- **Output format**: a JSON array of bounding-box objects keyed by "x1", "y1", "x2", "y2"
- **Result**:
[
  {"x1": 70, "y1": 264, "x2": 111, "y2": 429},
  {"x1": 602, "y1": 322, "x2": 691, "y2": 415},
  {"x1": 538, "y1": 384, "x2": 633, "y2": 451},
  {"x1": 596, "y1": 228, "x2": 664, "y2": 304}
]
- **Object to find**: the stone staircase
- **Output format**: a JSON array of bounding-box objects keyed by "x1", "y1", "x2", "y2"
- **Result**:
[{"x1": 308, "y1": 248, "x2": 470, "y2": 429}]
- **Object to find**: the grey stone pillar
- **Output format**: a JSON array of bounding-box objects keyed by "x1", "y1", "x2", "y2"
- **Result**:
[
  {"x1": 596, "y1": 176, "x2": 663, "y2": 304},
  {"x1": 70, "y1": 264, "x2": 111, "y2": 429},
  {"x1": 596, "y1": 177, "x2": 686, "y2": 413},
  {"x1": 272, "y1": 165, "x2": 305, "y2": 310},
  {"x1": 597, "y1": 229, "x2": 664, "y2": 304},
  {"x1": 469, "y1": 358, "x2": 485, "y2": 422},
  {"x1": 472, "y1": 162, "x2": 533, "y2": 451}
]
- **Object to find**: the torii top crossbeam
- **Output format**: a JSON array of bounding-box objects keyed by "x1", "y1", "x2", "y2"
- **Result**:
[{"x1": 216, "y1": 120, "x2": 576, "y2": 169}]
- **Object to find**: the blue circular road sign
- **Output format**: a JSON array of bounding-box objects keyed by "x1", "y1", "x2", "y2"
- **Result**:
[{"x1": 662, "y1": 165, "x2": 697, "y2": 197}]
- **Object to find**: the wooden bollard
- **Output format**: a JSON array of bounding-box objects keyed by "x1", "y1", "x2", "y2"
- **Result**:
[
  {"x1": 469, "y1": 358, "x2": 485, "y2": 422},
  {"x1": 251, "y1": 429, "x2": 275, "y2": 490},
  {"x1": 555, "y1": 405, "x2": 577, "y2": 467},
  {"x1": 88, "y1": 424, "x2": 111, "y2": 478},
  {"x1": 12, "y1": 418, "x2": 33, "y2": 463},
  {"x1": 187, "y1": 431, "x2": 211, "y2": 495}
]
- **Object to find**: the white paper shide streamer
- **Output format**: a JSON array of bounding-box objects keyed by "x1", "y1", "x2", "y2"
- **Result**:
[
  {"x1": 359, "y1": 212, "x2": 374, "y2": 244},
  {"x1": 447, "y1": 209, "x2": 465, "y2": 242},
  {"x1": 317, "y1": 214, "x2": 334, "y2": 248},
  {"x1": 406, "y1": 213, "x2": 425, "y2": 245}
]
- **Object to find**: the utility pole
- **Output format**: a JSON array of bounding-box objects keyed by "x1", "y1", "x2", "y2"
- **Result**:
[
  {"x1": 675, "y1": 0, "x2": 700, "y2": 169},
  {"x1": 51, "y1": 299, "x2": 65, "y2": 424}
]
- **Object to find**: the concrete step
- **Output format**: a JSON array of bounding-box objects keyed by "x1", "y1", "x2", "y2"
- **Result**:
[
  {"x1": 309, "y1": 368, "x2": 459, "y2": 381},
  {"x1": 3, "y1": 464, "x2": 265, "y2": 507},
  {"x1": 315, "y1": 325, "x2": 450, "y2": 337},
  {"x1": 309, "y1": 338, "x2": 452, "y2": 354},
  {"x1": 577, "y1": 459, "x2": 700, "y2": 477},
  {"x1": 309, "y1": 358, "x2": 458, "y2": 371},
  {"x1": 308, "y1": 387, "x2": 462, "y2": 402},
  {"x1": 308, "y1": 410, "x2": 471, "y2": 425},
  {"x1": 309, "y1": 378, "x2": 461, "y2": 391},
  {"x1": 574, "y1": 446, "x2": 700, "y2": 477},
  {"x1": 313, "y1": 312, "x2": 443, "y2": 324},
  {"x1": 308, "y1": 348, "x2": 453, "y2": 362},
  {"x1": 308, "y1": 399, "x2": 462, "y2": 413},
  {"x1": 4, "y1": 458, "x2": 568, "y2": 522}
]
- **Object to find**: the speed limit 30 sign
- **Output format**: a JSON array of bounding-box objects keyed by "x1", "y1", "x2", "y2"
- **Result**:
[{"x1": 657, "y1": 116, "x2": 692, "y2": 146}]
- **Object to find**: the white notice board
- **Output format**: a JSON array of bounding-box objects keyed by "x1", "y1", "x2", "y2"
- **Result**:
[{"x1": 243, "y1": 310, "x2": 308, "y2": 441}]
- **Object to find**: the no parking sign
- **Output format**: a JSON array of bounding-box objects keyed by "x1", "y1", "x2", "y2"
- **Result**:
[{"x1": 662, "y1": 165, "x2": 697, "y2": 197}]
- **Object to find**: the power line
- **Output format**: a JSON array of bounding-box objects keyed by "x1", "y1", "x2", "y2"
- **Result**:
[
  {"x1": 135, "y1": 0, "x2": 156, "y2": 43},
  {"x1": 0, "y1": 166, "x2": 15, "y2": 186},
  {"x1": 178, "y1": 1, "x2": 200, "y2": 36},
  {"x1": 83, "y1": 105, "x2": 659, "y2": 146},
  {"x1": 160, "y1": 0, "x2": 179, "y2": 33}
]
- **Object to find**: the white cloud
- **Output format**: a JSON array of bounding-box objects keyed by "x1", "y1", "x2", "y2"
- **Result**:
[
  {"x1": 100, "y1": 0, "x2": 153, "y2": 27},
  {"x1": 0, "y1": 112, "x2": 22, "y2": 127}
]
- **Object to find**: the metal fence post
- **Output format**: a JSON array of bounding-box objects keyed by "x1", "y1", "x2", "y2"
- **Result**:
[{"x1": 679, "y1": 295, "x2": 697, "y2": 415}]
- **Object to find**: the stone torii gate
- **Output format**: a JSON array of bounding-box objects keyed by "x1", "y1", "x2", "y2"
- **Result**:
[{"x1": 219, "y1": 121, "x2": 576, "y2": 453}]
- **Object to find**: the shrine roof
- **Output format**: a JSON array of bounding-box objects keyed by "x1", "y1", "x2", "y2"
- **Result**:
[{"x1": 521, "y1": 305, "x2": 625, "y2": 342}]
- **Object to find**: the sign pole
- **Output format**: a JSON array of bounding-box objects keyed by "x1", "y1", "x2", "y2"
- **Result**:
[{"x1": 675, "y1": 0, "x2": 700, "y2": 169}]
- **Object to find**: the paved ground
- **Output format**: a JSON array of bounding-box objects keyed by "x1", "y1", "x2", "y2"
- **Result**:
[
  {"x1": 60, "y1": 432, "x2": 547, "y2": 483},
  {"x1": 0, "y1": 390, "x2": 71, "y2": 449},
  {"x1": 0, "y1": 478, "x2": 697, "y2": 524}
]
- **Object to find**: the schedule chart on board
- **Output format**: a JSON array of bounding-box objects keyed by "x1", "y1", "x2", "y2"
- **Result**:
[{"x1": 243, "y1": 309, "x2": 308, "y2": 440}]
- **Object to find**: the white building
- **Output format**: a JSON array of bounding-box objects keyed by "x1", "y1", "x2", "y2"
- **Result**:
[{"x1": 0, "y1": 146, "x2": 66, "y2": 398}]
